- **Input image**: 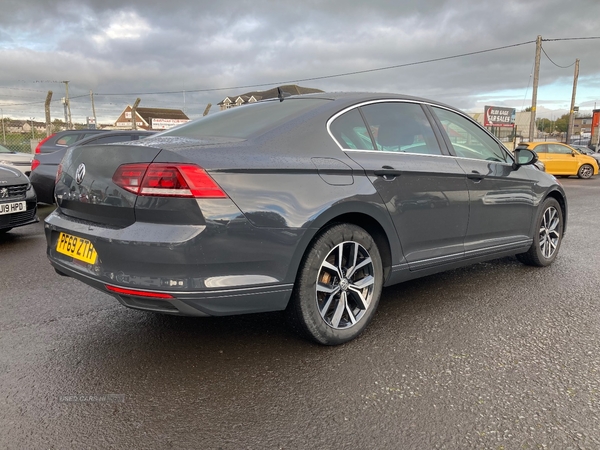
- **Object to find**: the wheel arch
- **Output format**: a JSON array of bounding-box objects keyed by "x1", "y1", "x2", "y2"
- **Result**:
[
  {"x1": 545, "y1": 188, "x2": 568, "y2": 235},
  {"x1": 284, "y1": 201, "x2": 402, "y2": 289}
]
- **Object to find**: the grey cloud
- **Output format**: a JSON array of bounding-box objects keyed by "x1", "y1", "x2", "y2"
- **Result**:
[{"x1": 1, "y1": 0, "x2": 599, "y2": 122}]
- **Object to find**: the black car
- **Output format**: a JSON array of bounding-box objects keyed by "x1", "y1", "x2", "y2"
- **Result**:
[
  {"x1": 44, "y1": 92, "x2": 567, "y2": 345},
  {"x1": 0, "y1": 165, "x2": 38, "y2": 233},
  {"x1": 30, "y1": 131, "x2": 155, "y2": 204},
  {"x1": 35, "y1": 129, "x2": 108, "y2": 155}
]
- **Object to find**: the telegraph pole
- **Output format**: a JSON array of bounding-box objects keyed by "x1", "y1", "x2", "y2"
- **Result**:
[
  {"x1": 44, "y1": 91, "x2": 53, "y2": 137},
  {"x1": 528, "y1": 35, "x2": 542, "y2": 142},
  {"x1": 566, "y1": 59, "x2": 580, "y2": 144},
  {"x1": 131, "y1": 98, "x2": 141, "y2": 130}
]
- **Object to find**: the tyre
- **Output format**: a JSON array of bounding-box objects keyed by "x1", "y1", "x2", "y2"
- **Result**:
[
  {"x1": 516, "y1": 197, "x2": 563, "y2": 267},
  {"x1": 286, "y1": 224, "x2": 383, "y2": 345},
  {"x1": 578, "y1": 164, "x2": 594, "y2": 179}
]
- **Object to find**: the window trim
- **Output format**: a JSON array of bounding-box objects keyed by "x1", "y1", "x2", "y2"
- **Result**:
[
  {"x1": 326, "y1": 99, "x2": 453, "y2": 157},
  {"x1": 425, "y1": 104, "x2": 515, "y2": 165}
]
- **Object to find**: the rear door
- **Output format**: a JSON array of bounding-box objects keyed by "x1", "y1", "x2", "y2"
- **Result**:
[{"x1": 330, "y1": 101, "x2": 470, "y2": 270}]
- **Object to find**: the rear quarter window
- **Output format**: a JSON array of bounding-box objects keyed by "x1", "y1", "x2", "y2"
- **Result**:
[
  {"x1": 159, "y1": 99, "x2": 330, "y2": 140},
  {"x1": 56, "y1": 135, "x2": 80, "y2": 146}
]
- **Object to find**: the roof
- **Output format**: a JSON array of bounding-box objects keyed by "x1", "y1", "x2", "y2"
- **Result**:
[
  {"x1": 134, "y1": 107, "x2": 189, "y2": 123},
  {"x1": 218, "y1": 84, "x2": 324, "y2": 105}
]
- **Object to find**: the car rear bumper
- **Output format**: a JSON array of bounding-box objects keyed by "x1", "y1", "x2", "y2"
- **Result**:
[
  {"x1": 51, "y1": 260, "x2": 293, "y2": 316},
  {"x1": 45, "y1": 208, "x2": 299, "y2": 316}
]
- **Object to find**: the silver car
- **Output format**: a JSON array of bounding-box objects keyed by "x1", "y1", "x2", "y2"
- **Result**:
[{"x1": 0, "y1": 144, "x2": 33, "y2": 176}]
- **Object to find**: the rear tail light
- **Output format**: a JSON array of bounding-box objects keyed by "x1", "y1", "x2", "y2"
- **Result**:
[
  {"x1": 112, "y1": 163, "x2": 227, "y2": 198},
  {"x1": 55, "y1": 162, "x2": 63, "y2": 184},
  {"x1": 31, "y1": 159, "x2": 40, "y2": 171},
  {"x1": 35, "y1": 134, "x2": 55, "y2": 154}
]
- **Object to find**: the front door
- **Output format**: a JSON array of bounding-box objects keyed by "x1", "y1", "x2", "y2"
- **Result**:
[
  {"x1": 429, "y1": 106, "x2": 536, "y2": 257},
  {"x1": 546, "y1": 143, "x2": 579, "y2": 175}
]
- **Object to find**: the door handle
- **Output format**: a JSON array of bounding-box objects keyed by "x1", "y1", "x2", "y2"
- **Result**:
[
  {"x1": 374, "y1": 166, "x2": 402, "y2": 180},
  {"x1": 467, "y1": 171, "x2": 485, "y2": 181}
]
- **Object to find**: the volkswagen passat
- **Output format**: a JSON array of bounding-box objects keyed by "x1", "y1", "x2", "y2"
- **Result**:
[{"x1": 45, "y1": 92, "x2": 567, "y2": 345}]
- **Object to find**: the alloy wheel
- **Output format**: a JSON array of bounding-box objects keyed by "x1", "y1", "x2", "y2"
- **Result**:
[
  {"x1": 316, "y1": 241, "x2": 375, "y2": 329},
  {"x1": 539, "y1": 206, "x2": 560, "y2": 259},
  {"x1": 579, "y1": 165, "x2": 593, "y2": 179}
]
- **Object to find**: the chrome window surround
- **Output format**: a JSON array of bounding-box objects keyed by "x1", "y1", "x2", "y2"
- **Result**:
[{"x1": 326, "y1": 99, "x2": 515, "y2": 164}]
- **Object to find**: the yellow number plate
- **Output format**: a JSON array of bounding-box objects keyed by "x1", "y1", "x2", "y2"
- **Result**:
[{"x1": 56, "y1": 232, "x2": 98, "y2": 264}]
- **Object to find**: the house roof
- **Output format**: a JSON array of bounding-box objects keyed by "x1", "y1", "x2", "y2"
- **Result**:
[
  {"x1": 218, "y1": 84, "x2": 323, "y2": 105},
  {"x1": 133, "y1": 107, "x2": 189, "y2": 123}
]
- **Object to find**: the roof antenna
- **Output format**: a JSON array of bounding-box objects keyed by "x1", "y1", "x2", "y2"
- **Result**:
[{"x1": 277, "y1": 86, "x2": 285, "y2": 102}]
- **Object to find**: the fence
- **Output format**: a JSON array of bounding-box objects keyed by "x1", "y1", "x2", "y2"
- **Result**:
[{"x1": 0, "y1": 131, "x2": 42, "y2": 154}]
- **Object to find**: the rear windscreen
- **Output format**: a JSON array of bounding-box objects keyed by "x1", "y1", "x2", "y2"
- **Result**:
[{"x1": 157, "y1": 98, "x2": 329, "y2": 140}]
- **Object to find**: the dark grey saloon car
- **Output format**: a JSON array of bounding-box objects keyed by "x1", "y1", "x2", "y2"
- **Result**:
[{"x1": 45, "y1": 92, "x2": 567, "y2": 345}]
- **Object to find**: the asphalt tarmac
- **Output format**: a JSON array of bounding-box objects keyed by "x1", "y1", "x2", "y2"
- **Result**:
[{"x1": 1, "y1": 176, "x2": 599, "y2": 449}]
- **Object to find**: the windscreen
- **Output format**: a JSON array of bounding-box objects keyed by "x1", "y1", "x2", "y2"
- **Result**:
[{"x1": 157, "y1": 98, "x2": 330, "y2": 140}]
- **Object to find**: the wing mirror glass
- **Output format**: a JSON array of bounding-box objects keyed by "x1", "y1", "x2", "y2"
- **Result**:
[{"x1": 513, "y1": 148, "x2": 538, "y2": 170}]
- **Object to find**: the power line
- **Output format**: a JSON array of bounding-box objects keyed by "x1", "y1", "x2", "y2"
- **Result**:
[
  {"x1": 521, "y1": 58, "x2": 536, "y2": 112},
  {"x1": 96, "y1": 40, "x2": 537, "y2": 96},
  {"x1": 542, "y1": 36, "x2": 600, "y2": 42},
  {"x1": 541, "y1": 45, "x2": 576, "y2": 68},
  {"x1": 90, "y1": 37, "x2": 600, "y2": 96},
  {"x1": 1, "y1": 35, "x2": 599, "y2": 107}
]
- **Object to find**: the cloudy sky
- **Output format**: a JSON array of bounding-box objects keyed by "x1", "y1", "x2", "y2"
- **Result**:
[{"x1": 1, "y1": 0, "x2": 599, "y2": 124}]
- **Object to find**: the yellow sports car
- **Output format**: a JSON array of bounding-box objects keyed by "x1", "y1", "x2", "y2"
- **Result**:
[{"x1": 519, "y1": 142, "x2": 599, "y2": 179}]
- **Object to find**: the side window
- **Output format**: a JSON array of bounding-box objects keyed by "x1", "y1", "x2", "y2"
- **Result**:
[
  {"x1": 534, "y1": 144, "x2": 548, "y2": 153},
  {"x1": 80, "y1": 133, "x2": 102, "y2": 141},
  {"x1": 91, "y1": 135, "x2": 133, "y2": 144},
  {"x1": 548, "y1": 144, "x2": 571, "y2": 154},
  {"x1": 56, "y1": 135, "x2": 80, "y2": 146},
  {"x1": 359, "y1": 102, "x2": 442, "y2": 155},
  {"x1": 432, "y1": 107, "x2": 509, "y2": 163},
  {"x1": 329, "y1": 108, "x2": 375, "y2": 150}
]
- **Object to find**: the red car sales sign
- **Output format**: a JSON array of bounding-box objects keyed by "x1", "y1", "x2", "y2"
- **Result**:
[{"x1": 484, "y1": 106, "x2": 516, "y2": 128}]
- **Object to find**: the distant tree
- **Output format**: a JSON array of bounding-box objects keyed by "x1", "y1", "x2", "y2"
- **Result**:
[
  {"x1": 523, "y1": 107, "x2": 533, "y2": 112},
  {"x1": 554, "y1": 114, "x2": 570, "y2": 133},
  {"x1": 52, "y1": 119, "x2": 65, "y2": 133},
  {"x1": 536, "y1": 118, "x2": 553, "y2": 133}
]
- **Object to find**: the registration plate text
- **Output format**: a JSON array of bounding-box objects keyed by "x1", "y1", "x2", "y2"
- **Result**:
[
  {"x1": 56, "y1": 232, "x2": 98, "y2": 264},
  {"x1": 0, "y1": 201, "x2": 25, "y2": 215}
]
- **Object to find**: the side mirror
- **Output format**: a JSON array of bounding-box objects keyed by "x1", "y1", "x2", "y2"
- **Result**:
[{"x1": 512, "y1": 148, "x2": 538, "y2": 170}]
